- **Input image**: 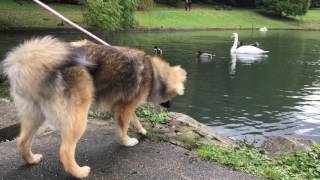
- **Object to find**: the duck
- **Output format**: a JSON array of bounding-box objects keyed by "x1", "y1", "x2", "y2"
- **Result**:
[
  {"x1": 238, "y1": 41, "x2": 259, "y2": 48},
  {"x1": 196, "y1": 51, "x2": 215, "y2": 62},
  {"x1": 231, "y1": 33, "x2": 269, "y2": 54},
  {"x1": 259, "y1": 27, "x2": 268, "y2": 32},
  {"x1": 153, "y1": 46, "x2": 162, "y2": 56},
  {"x1": 197, "y1": 51, "x2": 216, "y2": 59},
  {"x1": 57, "y1": 20, "x2": 64, "y2": 27}
]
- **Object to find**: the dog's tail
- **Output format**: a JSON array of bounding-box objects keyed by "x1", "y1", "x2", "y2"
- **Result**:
[{"x1": 2, "y1": 36, "x2": 71, "y2": 99}]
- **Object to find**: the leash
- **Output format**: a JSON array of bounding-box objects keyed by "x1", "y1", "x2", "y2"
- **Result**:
[{"x1": 32, "y1": 0, "x2": 111, "y2": 47}]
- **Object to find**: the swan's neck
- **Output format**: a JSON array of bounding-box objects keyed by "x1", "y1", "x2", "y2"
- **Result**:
[{"x1": 231, "y1": 36, "x2": 238, "y2": 53}]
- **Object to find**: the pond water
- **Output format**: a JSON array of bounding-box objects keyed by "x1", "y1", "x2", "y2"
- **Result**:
[{"x1": 1, "y1": 30, "x2": 320, "y2": 143}]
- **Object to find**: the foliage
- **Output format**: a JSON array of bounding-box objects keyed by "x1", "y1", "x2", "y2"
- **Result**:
[
  {"x1": 83, "y1": 0, "x2": 121, "y2": 30},
  {"x1": 119, "y1": 0, "x2": 137, "y2": 29},
  {"x1": 83, "y1": 0, "x2": 137, "y2": 30},
  {"x1": 257, "y1": 0, "x2": 311, "y2": 16},
  {"x1": 136, "y1": 107, "x2": 168, "y2": 124},
  {"x1": 195, "y1": 143, "x2": 320, "y2": 179},
  {"x1": 137, "y1": 0, "x2": 154, "y2": 10}
]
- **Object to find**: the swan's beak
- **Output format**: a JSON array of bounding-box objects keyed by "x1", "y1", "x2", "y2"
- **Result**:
[{"x1": 231, "y1": 35, "x2": 234, "y2": 39}]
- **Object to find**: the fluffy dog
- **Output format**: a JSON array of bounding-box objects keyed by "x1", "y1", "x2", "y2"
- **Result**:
[{"x1": 2, "y1": 36, "x2": 187, "y2": 178}]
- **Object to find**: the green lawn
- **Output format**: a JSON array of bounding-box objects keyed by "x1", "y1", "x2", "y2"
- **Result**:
[
  {"x1": 0, "y1": 0, "x2": 320, "y2": 30},
  {"x1": 0, "y1": 0, "x2": 85, "y2": 28},
  {"x1": 135, "y1": 5, "x2": 320, "y2": 29}
]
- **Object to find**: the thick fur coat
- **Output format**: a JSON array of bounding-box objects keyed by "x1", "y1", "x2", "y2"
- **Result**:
[{"x1": 2, "y1": 36, "x2": 187, "y2": 178}]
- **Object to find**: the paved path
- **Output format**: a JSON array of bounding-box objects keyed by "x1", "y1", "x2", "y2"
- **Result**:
[{"x1": 0, "y1": 123, "x2": 261, "y2": 180}]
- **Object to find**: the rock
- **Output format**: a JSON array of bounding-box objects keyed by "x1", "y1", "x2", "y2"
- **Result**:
[
  {"x1": 168, "y1": 112, "x2": 234, "y2": 147},
  {"x1": 146, "y1": 110, "x2": 235, "y2": 149},
  {"x1": 260, "y1": 136, "x2": 315, "y2": 157}
]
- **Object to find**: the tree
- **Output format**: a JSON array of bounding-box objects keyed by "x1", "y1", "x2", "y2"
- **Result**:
[{"x1": 257, "y1": 0, "x2": 311, "y2": 16}]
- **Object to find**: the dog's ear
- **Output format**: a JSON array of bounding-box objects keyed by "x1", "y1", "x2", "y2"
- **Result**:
[{"x1": 169, "y1": 65, "x2": 187, "y2": 95}]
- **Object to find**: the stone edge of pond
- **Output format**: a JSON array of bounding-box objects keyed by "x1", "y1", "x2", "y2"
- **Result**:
[
  {"x1": 0, "y1": 98, "x2": 234, "y2": 148},
  {"x1": 0, "y1": 98, "x2": 317, "y2": 158}
]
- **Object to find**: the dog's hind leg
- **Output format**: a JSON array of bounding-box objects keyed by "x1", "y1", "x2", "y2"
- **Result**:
[
  {"x1": 59, "y1": 103, "x2": 91, "y2": 178},
  {"x1": 16, "y1": 101, "x2": 45, "y2": 165},
  {"x1": 59, "y1": 67, "x2": 93, "y2": 178}
]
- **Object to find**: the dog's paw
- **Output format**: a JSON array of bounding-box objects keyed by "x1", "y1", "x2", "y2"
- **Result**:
[
  {"x1": 123, "y1": 137, "x2": 139, "y2": 147},
  {"x1": 139, "y1": 128, "x2": 147, "y2": 135},
  {"x1": 73, "y1": 166, "x2": 91, "y2": 178},
  {"x1": 27, "y1": 154, "x2": 43, "y2": 164}
]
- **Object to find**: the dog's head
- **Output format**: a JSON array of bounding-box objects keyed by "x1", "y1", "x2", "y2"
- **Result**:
[{"x1": 150, "y1": 57, "x2": 187, "y2": 106}]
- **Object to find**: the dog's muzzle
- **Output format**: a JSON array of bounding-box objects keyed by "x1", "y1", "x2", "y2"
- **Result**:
[{"x1": 160, "y1": 100, "x2": 171, "y2": 108}]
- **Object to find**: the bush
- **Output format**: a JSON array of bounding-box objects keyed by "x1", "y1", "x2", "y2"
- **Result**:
[
  {"x1": 137, "y1": 0, "x2": 154, "y2": 10},
  {"x1": 257, "y1": 0, "x2": 311, "y2": 16},
  {"x1": 119, "y1": 0, "x2": 137, "y2": 29},
  {"x1": 83, "y1": 0, "x2": 137, "y2": 30}
]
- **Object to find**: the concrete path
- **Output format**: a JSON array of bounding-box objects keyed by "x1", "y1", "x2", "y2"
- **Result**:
[{"x1": 0, "y1": 123, "x2": 261, "y2": 180}]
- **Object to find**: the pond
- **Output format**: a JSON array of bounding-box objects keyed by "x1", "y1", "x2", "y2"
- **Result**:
[{"x1": 1, "y1": 30, "x2": 320, "y2": 143}]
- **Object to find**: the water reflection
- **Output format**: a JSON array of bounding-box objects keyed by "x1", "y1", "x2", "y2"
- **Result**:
[
  {"x1": 195, "y1": 56, "x2": 214, "y2": 63},
  {"x1": 229, "y1": 53, "x2": 268, "y2": 75}
]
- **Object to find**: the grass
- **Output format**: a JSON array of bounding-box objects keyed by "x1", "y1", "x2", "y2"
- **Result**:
[
  {"x1": 0, "y1": 0, "x2": 85, "y2": 28},
  {"x1": 1, "y1": 0, "x2": 320, "y2": 30},
  {"x1": 136, "y1": 106, "x2": 168, "y2": 124},
  {"x1": 135, "y1": 7, "x2": 294, "y2": 29},
  {"x1": 135, "y1": 4, "x2": 320, "y2": 29},
  {"x1": 195, "y1": 143, "x2": 320, "y2": 180}
]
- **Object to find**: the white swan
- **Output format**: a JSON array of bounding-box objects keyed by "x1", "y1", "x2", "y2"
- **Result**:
[
  {"x1": 232, "y1": 53, "x2": 268, "y2": 64},
  {"x1": 231, "y1": 33, "x2": 269, "y2": 54},
  {"x1": 259, "y1": 27, "x2": 268, "y2": 32}
]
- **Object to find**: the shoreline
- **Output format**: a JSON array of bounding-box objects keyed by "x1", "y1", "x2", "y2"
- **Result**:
[
  {"x1": 1, "y1": 27, "x2": 320, "y2": 33},
  {"x1": 0, "y1": 98, "x2": 318, "y2": 179}
]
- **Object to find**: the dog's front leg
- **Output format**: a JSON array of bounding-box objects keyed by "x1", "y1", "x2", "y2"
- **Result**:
[
  {"x1": 131, "y1": 113, "x2": 147, "y2": 135},
  {"x1": 114, "y1": 104, "x2": 139, "y2": 147}
]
